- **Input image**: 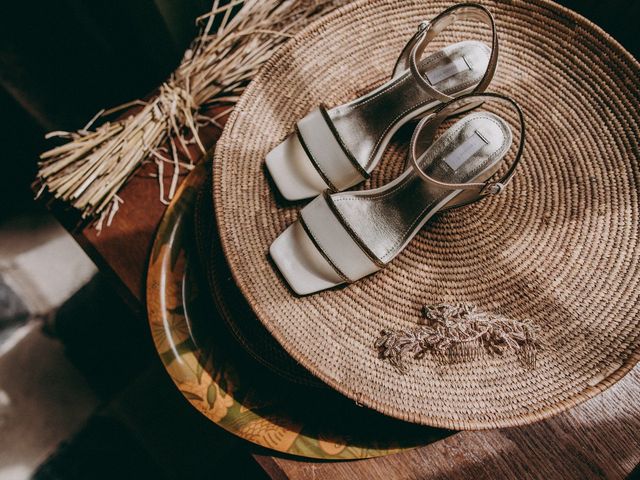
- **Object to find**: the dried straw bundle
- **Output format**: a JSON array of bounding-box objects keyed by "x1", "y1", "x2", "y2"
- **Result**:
[{"x1": 35, "y1": 0, "x2": 346, "y2": 229}]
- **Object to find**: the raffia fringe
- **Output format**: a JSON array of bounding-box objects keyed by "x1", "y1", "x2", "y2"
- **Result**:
[
  {"x1": 376, "y1": 304, "x2": 541, "y2": 373},
  {"x1": 35, "y1": 0, "x2": 347, "y2": 231}
]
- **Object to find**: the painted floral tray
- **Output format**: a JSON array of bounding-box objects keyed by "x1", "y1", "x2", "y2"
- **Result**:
[{"x1": 146, "y1": 163, "x2": 448, "y2": 459}]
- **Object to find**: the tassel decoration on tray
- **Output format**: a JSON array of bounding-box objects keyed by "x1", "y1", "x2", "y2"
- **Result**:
[{"x1": 35, "y1": 0, "x2": 346, "y2": 230}]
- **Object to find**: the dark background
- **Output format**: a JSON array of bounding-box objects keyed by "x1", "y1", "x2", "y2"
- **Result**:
[{"x1": 1, "y1": 0, "x2": 638, "y2": 220}]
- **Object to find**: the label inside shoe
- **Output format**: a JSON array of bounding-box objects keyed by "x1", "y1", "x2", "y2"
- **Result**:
[
  {"x1": 425, "y1": 56, "x2": 471, "y2": 85},
  {"x1": 443, "y1": 131, "x2": 488, "y2": 171}
]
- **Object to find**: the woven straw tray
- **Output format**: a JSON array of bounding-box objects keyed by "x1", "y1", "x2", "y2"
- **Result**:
[{"x1": 213, "y1": 0, "x2": 640, "y2": 429}]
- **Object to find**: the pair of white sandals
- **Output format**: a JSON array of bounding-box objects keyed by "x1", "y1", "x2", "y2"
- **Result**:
[{"x1": 266, "y1": 4, "x2": 525, "y2": 295}]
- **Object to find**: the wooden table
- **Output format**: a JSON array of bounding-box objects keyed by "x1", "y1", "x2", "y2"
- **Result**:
[{"x1": 57, "y1": 117, "x2": 640, "y2": 480}]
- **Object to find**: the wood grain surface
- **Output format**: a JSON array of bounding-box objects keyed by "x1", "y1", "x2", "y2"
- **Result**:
[
  {"x1": 261, "y1": 367, "x2": 640, "y2": 479},
  {"x1": 57, "y1": 117, "x2": 639, "y2": 480}
]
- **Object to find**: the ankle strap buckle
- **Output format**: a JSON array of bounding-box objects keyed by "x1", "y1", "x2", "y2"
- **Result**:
[
  {"x1": 417, "y1": 20, "x2": 430, "y2": 32},
  {"x1": 481, "y1": 182, "x2": 505, "y2": 196}
]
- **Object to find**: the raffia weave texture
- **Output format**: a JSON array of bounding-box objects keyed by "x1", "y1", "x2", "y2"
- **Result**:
[{"x1": 213, "y1": 0, "x2": 640, "y2": 429}]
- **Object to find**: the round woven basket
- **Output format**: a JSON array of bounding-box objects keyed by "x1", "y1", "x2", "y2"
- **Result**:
[{"x1": 213, "y1": 0, "x2": 640, "y2": 429}]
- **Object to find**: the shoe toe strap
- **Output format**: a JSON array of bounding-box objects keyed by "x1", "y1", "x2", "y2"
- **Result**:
[
  {"x1": 295, "y1": 105, "x2": 369, "y2": 192},
  {"x1": 299, "y1": 194, "x2": 380, "y2": 283}
]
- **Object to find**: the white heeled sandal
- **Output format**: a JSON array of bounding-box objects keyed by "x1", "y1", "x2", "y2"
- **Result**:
[
  {"x1": 266, "y1": 3, "x2": 499, "y2": 201},
  {"x1": 270, "y1": 93, "x2": 525, "y2": 295}
]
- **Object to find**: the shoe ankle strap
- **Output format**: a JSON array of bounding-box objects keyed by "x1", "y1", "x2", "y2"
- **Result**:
[
  {"x1": 392, "y1": 3, "x2": 499, "y2": 103},
  {"x1": 408, "y1": 92, "x2": 526, "y2": 196}
]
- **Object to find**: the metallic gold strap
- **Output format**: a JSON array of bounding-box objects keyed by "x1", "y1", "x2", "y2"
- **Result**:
[{"x1": 409, "y1": 92, "x2": 526, "y2": 197}]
